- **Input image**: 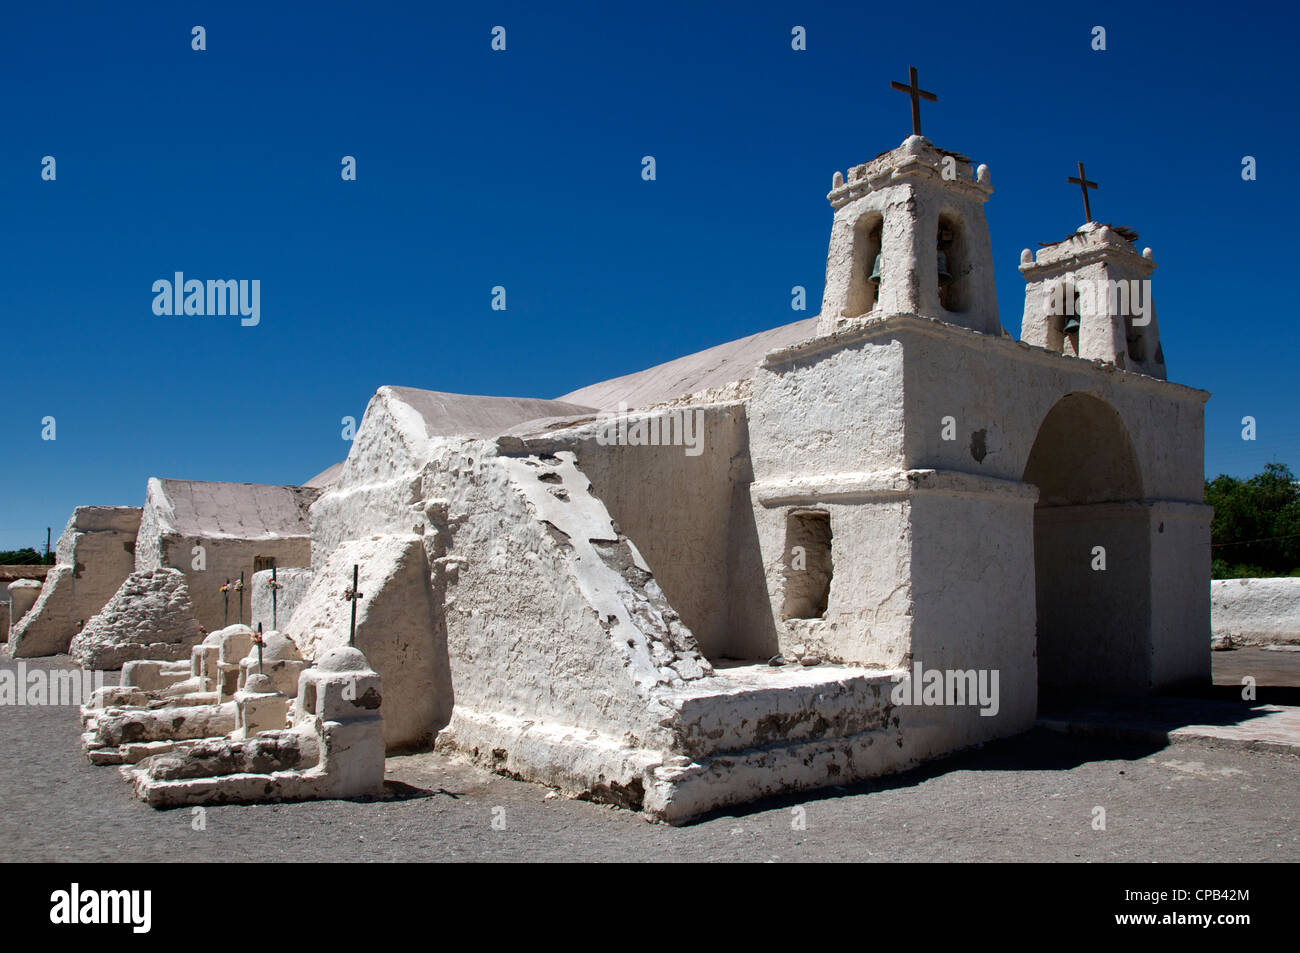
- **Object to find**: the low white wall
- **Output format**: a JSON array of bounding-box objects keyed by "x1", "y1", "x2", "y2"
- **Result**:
[{"x1": 1211, "y1": 578, "x2": 1300, "y2": 645}]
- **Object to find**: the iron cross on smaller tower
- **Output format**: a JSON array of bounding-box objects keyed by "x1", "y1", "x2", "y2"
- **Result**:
[
  {"x1": 890, "y1": 66, "x2": 937, "y2": 137},
  {"x1": 1068, "y1": 161, "x2": 1099, "y2": 223}
]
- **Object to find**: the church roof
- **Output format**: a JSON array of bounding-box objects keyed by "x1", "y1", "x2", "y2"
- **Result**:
[
  {"x1": 382, "y1": 387, "x2": 597, "y2": 438},
  {"x1": 303, "y1": 462, "x2": 344, "y2": 488},
  {"x1": 557, "y1": 317, "x2": 819, "y2": 410},
  {"x1": 362, "y1": 316, "x2": 822, "y2": 446},
  {"x1": 149, "y1": 479, "x2": 320, "y2": 540}
]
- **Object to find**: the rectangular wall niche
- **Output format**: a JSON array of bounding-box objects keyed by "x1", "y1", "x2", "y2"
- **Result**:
[{"x1": 782, "y1": 510, "x2": 833, "y2": 620}]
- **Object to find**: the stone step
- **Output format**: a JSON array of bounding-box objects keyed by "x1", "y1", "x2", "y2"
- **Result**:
[{"x1": 660, "y1": 662, "x2": 903, "y2": 759}]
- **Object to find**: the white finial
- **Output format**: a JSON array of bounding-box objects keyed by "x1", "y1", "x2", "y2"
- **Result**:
[
  {"x1": 977, "y1": 164, "x2": 990, "y2": 185},
  {"x1": 1020, "y1": 248, "x2": 1033, "y2": 265},
  {"x1": 833, "y1": 170, "x2": 844, "y2": 188},
  {"x1": 1142, "y1": 247, "x2": 1154, "y2": 260}
]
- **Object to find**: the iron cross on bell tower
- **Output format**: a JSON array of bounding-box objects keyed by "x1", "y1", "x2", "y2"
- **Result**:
[
  {"x1": 890, "y1": 66, "x2": 937, "y2": 136},
  {"x1": 1068, "y1": 161, "x2": 1099, "y2": 223}
]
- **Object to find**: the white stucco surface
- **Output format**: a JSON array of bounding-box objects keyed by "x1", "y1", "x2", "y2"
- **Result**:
[
  {"x1": 286, "y1": 534, "x2": 440, "y2": 751},
  {"x1": 250, "y1": 567, "x2": 313, "y2": 633},
  {"x1": 1211, "y1": 578, "x2": 1300, "y2": 645}
]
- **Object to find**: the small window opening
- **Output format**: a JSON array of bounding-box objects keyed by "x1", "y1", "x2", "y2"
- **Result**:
[{"x1": 782, "y1": 511, "x2": 833, "y2": 620}]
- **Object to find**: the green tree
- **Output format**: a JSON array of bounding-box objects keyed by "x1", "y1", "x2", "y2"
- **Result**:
[
  {"x1": 1206, "y1": 462, "x2": 1300, "y2": 577},
  {"x1": 0, "y1": 547, "x2": 46, "y2": 566}
]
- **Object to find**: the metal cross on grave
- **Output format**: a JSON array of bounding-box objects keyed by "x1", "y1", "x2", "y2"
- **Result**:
[
  {"x1": 890, "y1": 66, "x2": 937, "y2": 137},
  {"x1": 343, "y1": 564, "x2": 364, "y2": 647},
  {"x1": 255, "y1": 622, "x2": 264, "y2": 674},
  {"x1": 1068, "y1": 161, "x2": 1099, "y2": 223}
]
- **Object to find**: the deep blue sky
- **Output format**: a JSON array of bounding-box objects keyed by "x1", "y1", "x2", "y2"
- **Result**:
[{"x1": 1, "y1": 1, "x2": 1296, "y2": 551}]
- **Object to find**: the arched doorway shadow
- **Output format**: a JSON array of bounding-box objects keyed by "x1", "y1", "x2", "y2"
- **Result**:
[{"x1": 1023, "y1": 393, "x2": 1151, "y2": 704}]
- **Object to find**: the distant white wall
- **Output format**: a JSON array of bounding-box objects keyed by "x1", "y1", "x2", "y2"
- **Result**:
[
  {"x1": 8, "y1": 506, "x2": 141, "y2": 657},
  {"x1": 1211, "y1": 578, "x2": 1300, "y2": 645}
]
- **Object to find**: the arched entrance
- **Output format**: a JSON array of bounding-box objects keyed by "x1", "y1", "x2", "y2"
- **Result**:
[{"x1": 1023, "y1": 393, "x2": 1151, "y2": 701}]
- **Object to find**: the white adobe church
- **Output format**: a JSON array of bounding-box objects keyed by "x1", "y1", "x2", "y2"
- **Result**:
[
  {"x1": 52, "y1": 76, "x2": 1212, "y2": 821},
  {"x1": 284, "y1": 138, "x2": 1209, "y2": 819}
]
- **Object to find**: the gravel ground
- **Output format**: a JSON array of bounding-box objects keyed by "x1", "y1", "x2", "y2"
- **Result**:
[{"x1": 1, "y1": 654, "x2": 1298, "y2": 862}]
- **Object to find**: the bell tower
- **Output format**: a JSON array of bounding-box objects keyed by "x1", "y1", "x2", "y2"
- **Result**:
[
  {"x1": 816, "y1": 135, "x2": 1001, "y2": 338},
  {"x1": 1018, "y1": 163, "x2": 1166, "y2": 379}
]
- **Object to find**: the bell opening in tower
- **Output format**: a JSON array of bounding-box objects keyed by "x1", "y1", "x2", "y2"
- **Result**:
[
  {"x1": 844, "y1": 213, "x2": 883, "y2": 318},
  {"x1": 937, "y1": 214, "x2": 970, "y2": 313}
]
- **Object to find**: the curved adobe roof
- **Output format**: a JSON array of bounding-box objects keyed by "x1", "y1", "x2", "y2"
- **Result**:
[{"x1": 557, "y1": 317, "x2": 818, "y2": 410}]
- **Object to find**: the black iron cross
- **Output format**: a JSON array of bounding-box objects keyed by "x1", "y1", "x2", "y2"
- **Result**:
[
  {"x1": 890, "y1": 66, "x2": 937, "y2": 137},
  {"x1": 343, "y1": 564, "x2": 364, "y2": 647},
  {"x1": 1067, "y1": 161, "x2": 1099, "y2": 223}
]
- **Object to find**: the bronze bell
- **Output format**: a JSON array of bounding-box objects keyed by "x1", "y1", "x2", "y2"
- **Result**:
[
  {"x1": 937, "y1": 250, "x2": 952, "y2": 286},
  {"x1": 1063, "y1": 314, "x2": 1081, "y2": 334},
  {"x1": 869, "y1": 253, "x2": 882, "y2": 283}
]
